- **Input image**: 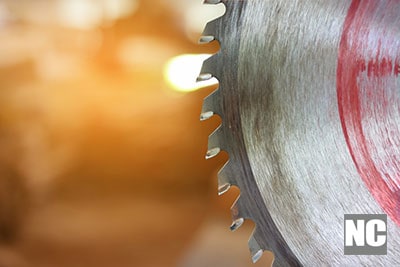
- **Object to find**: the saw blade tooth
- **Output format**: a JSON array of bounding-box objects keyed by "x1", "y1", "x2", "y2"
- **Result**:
[
  {"x1": 200, "y1": 111, "x2": 214, "y2": 121},
  {"x1": 201, "y1": 2, "x2": 226, "y2": 47},
  {"x1": 205, "y1": 147, "x2": 221, "y2": 159},
  {"x1": 201, "y1": 89, "x2": 221, "y2": 118},
  {"x1": 231, "y1": 196, "x2": 249, "y2": 221},
  {"x1": 208, "y1": 125, "x2": 224, "y2": 151},
  {"x1": 230, "y1": 218, "x2": 244, "y2": 232},
  {"x1": 229, "y1": 196, "x2": 250, "y2": 232},
  {"x1": 196, "y1": 73, "x2": 213, "y2": 82},
  {"x1": 252, "y1": 250, "x2": 264, "y2": 263},
  {"x1": 199, "y1": 35, "x2": 215, "y2": 44},
  {"x1": 248, "y1": 233, "x2": 264, "y2": 263},
  {"x1": 217, "y1": 161, "x2": 233, "y2": 195},
  {"x1": 202, "y1": 19, "x2": 219, "y2": 39},
  {"x1": 218, "y1": 160, "x2": 237, "y2": 187},
  {"x1": 199, "y1": 55, "x2": 219, "y2": 79},
  {"x1": 205, "y1": 123, "x2": 224, "y2": 160},
  {"x1": 217, "y1": 183, "x2": 231, "y2": 196},
  {"x1": 203, "y1": 0, "x2": 222, "y2": 4}
]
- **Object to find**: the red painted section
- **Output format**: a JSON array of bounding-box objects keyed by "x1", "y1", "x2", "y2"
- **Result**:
[{"x1": 337, "y1": 0, "x2": 400, "y2": 225}]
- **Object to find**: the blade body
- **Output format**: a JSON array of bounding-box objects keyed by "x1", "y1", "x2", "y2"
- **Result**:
[{"x1": 201, "y1": 0, "x2": 400, "y2": 265}]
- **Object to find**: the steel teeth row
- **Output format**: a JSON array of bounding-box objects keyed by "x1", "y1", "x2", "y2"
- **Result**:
[
  {"x1": 230, "y1": 197, "x2": 265, "y2": 263},
  {"x1": 198, "y1": 0, "x2": 265, "y2": 264}
]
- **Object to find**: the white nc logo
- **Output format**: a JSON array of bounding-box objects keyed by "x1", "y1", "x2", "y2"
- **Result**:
[{"x1": 344, "y1": 214, "x2": 387, "y2": 255}]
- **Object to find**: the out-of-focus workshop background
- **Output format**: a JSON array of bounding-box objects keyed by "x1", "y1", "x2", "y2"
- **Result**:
[{"x1": 0, "y1": 1, "x2": 272, "y2": 266}]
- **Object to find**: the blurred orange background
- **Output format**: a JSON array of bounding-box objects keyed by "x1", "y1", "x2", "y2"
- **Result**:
[{"x1": 0, "y1": 1, "x2": 272, "y2": 266}]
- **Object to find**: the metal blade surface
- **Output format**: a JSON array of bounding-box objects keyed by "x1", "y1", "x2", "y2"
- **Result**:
[{"x1": 201, "y1": 0, "x2": 400, "y2": 266}]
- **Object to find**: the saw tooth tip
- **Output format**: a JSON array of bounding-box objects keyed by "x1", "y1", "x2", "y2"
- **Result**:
[
  {"x1": 203, "y1": 0, "x2": 221, "y2": 4},
  {"x1": 249, "y1": 234, "x2": 264, "y2": 263},
  {"x1": 197, "y1": 73, "x2": 213, "y2": 82},
  {"x1": 199, "y1": 35, "x2": 215, "y2": 44},
  {"x1": 230, "y1": 218, "x2": 244, "y2": 232},
  {"x1": 206, "y1": 147, "x2": 221, "y2": 159},
  {"x1": 251, "y1": 250, "x2": 264, "y2": 263},
  {"x1": 200, "y1": 111, "x2": 214, "y2": 121},
  {"x1": 217, "y1": 183, "x2": 231, "y2": 195}
]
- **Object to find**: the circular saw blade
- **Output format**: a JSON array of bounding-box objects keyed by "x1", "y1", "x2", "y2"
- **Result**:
[{"x1": 200, "y1": 0, "x2": 400, "y2": 265}]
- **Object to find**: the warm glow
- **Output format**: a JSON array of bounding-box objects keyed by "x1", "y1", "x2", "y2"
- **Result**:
[
  {"x1": 57, "y1": 0, "x2": 138, "y2": 29},
  {"x1": 164, "y1": 54, "x2": 218, "y2": 93}
]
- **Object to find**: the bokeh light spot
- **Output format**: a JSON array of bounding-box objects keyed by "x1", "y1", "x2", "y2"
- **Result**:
[{"x1": 164, "y1": 54, "x2": 218, "y2": 93}]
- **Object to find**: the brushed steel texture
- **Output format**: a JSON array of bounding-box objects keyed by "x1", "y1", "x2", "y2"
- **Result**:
[{"x1": 201, "y1": 0, "x2": 400, "y2": 266}]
